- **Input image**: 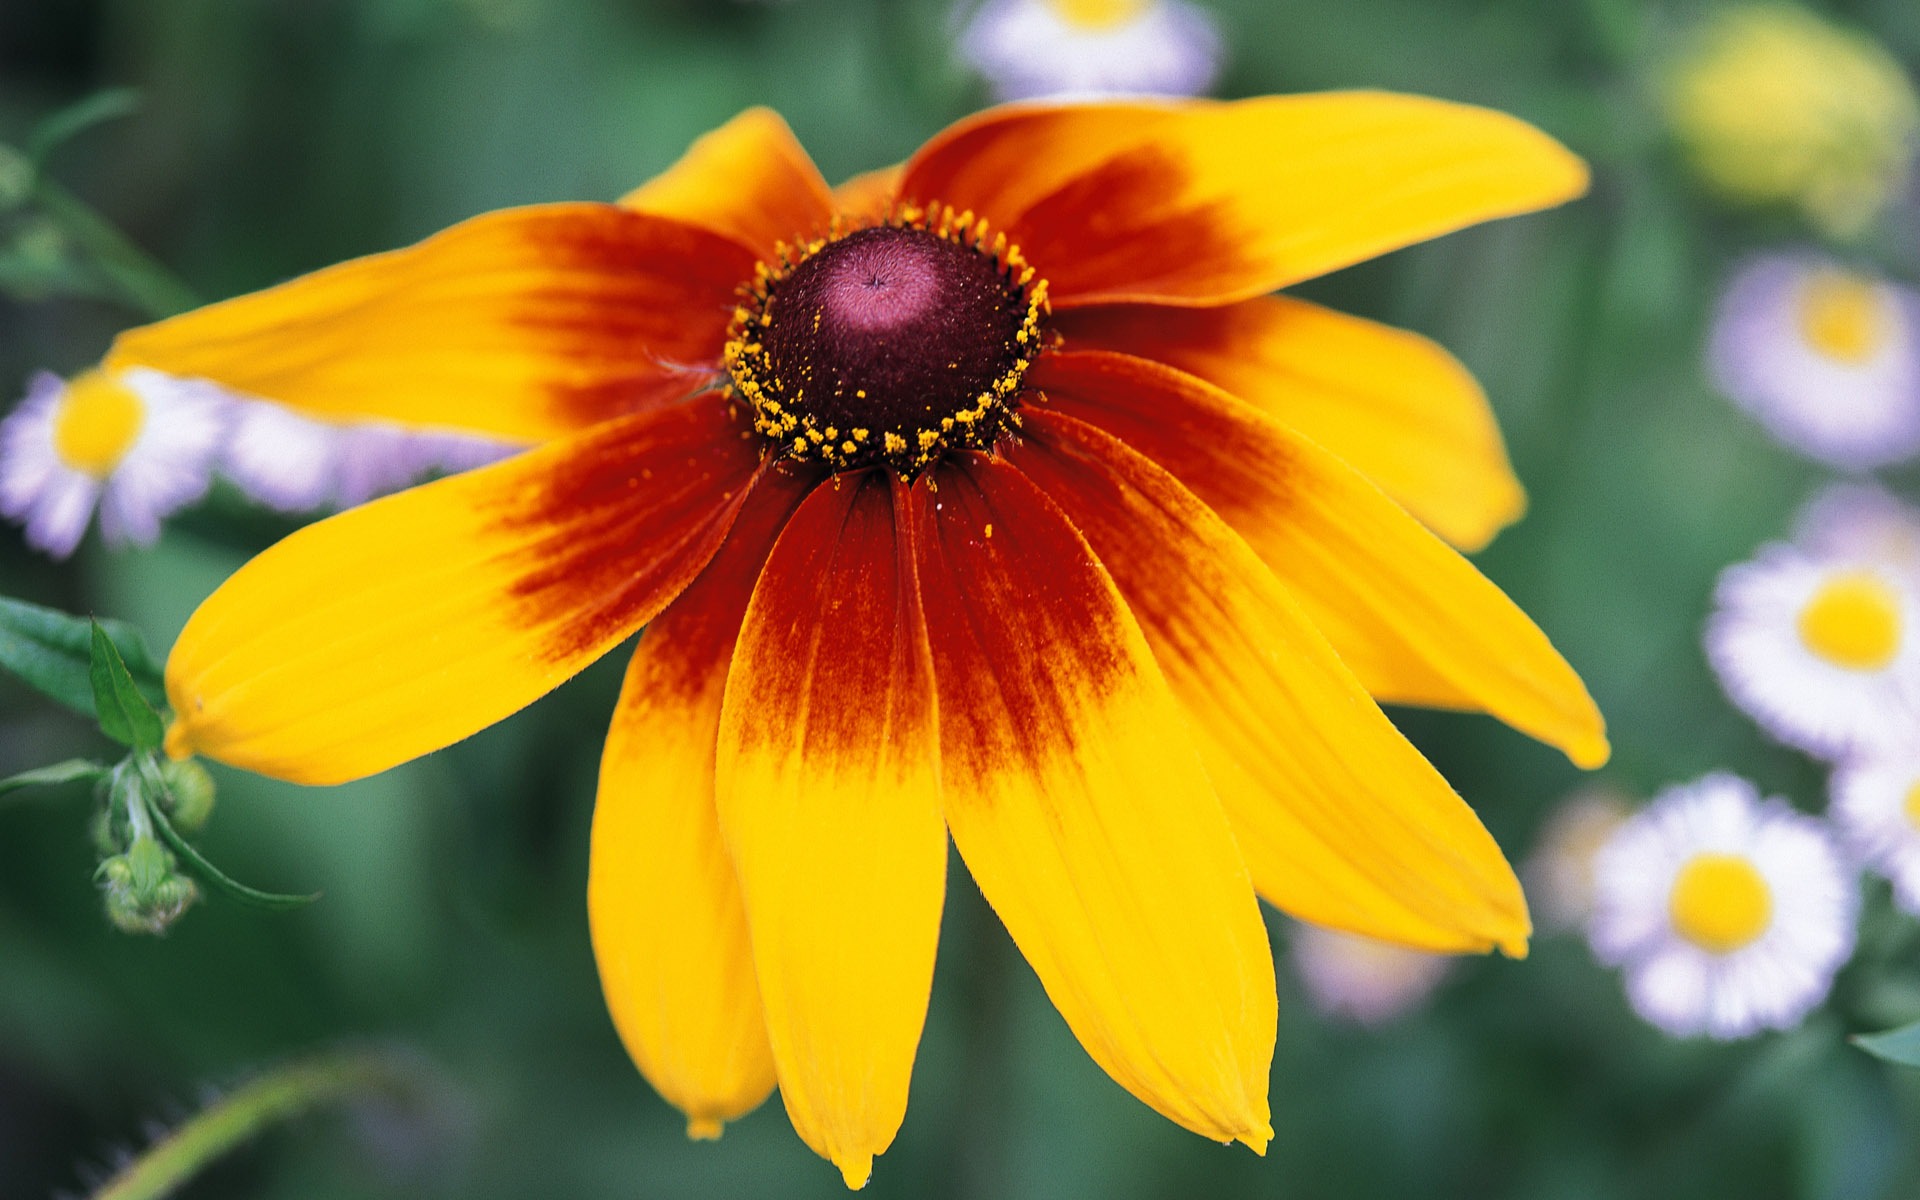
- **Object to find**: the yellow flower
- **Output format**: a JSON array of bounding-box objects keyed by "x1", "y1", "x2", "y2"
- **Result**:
[
  {"x1": 111, "y1": 97, "x2": 1606, "y2": 1187},
  {"x1": 1662, "y1": 4, "x2": 1920, "y2": 237}
]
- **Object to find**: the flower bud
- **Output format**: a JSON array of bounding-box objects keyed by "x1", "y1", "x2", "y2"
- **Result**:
[
  {"x1": 97, "y1": 835, "x2": 199, "y2": 935},
  {"x1": 160, "y1": 759, "x2": 217, "y2": 832}
]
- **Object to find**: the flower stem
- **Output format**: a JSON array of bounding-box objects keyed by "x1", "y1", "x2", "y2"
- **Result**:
[
  {"x1": 31, "y1": 175, "x2": 197, "y2": 320},
  {"x1": 87, "y1": 1051, "x2": 414, "y2": 1200}
]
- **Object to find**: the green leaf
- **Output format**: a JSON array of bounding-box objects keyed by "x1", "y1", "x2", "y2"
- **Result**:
[
  {"x1": 142, "y1": 787, "x2": 320, "y2": 912},
  {"x1": 0, "y1": 759, "x2": 104, "y2": 799},
  {"x1": 25, "y1": 88, "x2": 141, "y2": 168},
  {"x1": 0, "y1": 597, "x2": 164, "y2": 717},
  {"x1": 1853, "y1": 1022, "x2": 1920, "y2": 1067},
  {"x1": 89, "y1": 621, "x2": 165, "y2": 750}
]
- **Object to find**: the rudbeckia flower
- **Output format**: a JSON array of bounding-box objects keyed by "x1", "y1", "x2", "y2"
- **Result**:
[
  {"x1": 0, "y1": 367, "x2": 225, "y2": 559},
  {"x1": 1590, "y1": 774, "x2": 1856, "y2": 1040},
  {"x1": 960, "y1": 0, "x2": 1222, "y2": 102},
  {"x1": 111, "y1": 97, "x2": 1606, "y2": 1186}
]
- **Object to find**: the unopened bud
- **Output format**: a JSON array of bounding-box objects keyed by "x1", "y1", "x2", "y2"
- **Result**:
[
  {"x1": 160, "y1": 759, "x2": 216, "y2": 832},
  {"x1": 97, "y1": 836, "x2": 199, "y2": 935}
]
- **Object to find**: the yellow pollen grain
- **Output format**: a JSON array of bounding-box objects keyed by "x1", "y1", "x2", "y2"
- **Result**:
[
  {"x1": 51, "y1": 370, "x2": 145, "y2": 477},
  {"x1": 1669, "y1": 853, "x2": 1773, "y2": 953},
  {"x1": 1798, "y1": 571, "x2": 1904, "y2": 671},
  {"x1": 1045, "y1": 0, "x2": 1151, "y2": 29},
  {"x1": 1798, "y1": 270, "x2": 1892, "y2": 364}
]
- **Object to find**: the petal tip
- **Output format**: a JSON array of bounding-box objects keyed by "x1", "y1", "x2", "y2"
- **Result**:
[
  {"x1": 1238, "y1": 1122, "x2": 1275, "y2": 1156},
  {"x1": 1497, "y1": 932, "x2": 1531, "y2": 960},
  {"x1": 685, "y1": 1117, "x2": 726, "y2": 1141},
  {"x1": 1569, "y1": 732, "x2": 1612, "y2": 771},
  {"x1": 834, "y1": 1152, "x2": 874, "y2": 1190}
]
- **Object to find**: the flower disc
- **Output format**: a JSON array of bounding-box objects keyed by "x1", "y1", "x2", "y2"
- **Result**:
[{"x1": 726, "y1": 217, "x2": 1046, "y2": 473}]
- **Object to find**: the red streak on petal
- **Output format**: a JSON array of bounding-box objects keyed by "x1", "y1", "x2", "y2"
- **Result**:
[
  {"x1": 1015, "y1": 147, "x2": 1246, "y2": 307},
  {"x1": 907, "y1": 454, "x2": 1129, "y2": 782},
  {"x1": 503, "y1": 213, "x2": 755, "y2": 425},
  {"x1": 498, "y1": 390, "x2": 766, "y2": 663},
  {"x1": 725, "y1": 469, "x2": 935, "y2": 764}
]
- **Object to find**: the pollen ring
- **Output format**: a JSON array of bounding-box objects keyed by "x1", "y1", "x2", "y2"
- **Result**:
[{"x1": 723, "y1": 204, "x2": 1050, "y2": 475}]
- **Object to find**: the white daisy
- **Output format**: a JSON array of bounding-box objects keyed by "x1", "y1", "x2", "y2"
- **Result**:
[
  {"x1": 1794, "y1": 483, "x2": 1920, "y2": 581},
  {"x1": 1522, "y1": 785, "x2": 1634, "y2": 933},
  {"x1": 1708, "y1": 254, "x2": 1920, "y2": 471},
  {"x1": 1589, "y1": 774, "x2": 1856, "y2": 1040},
  {"x1": 959, "y1": 0, "x2": 1221, "y2": 103},
  {"x1": 220, "y1": 399, "x2": 519, "y2": 513},
  {"x1": 1706, "y1": 543, "x2": 1920, "y2": 760},
  {"x1": 0, "y1": 368, "x2": 227, "y2": 559},
  {"x1": 1831, "y1": 749, "x2": 1920, "y2": 915},
  {"x1": 1288, "y1": 924, "x2": 1450, "y2": 1027}
]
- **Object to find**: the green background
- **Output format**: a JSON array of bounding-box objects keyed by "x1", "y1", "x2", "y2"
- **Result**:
[{"x1": 5, "y1": 0, "x2": 1920, "y2": 1196}]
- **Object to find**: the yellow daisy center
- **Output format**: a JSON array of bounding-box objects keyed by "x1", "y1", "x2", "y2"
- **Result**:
[
  {"x1": 1045, "y1": 0, "x2": 1151, "y2": 31},
  {"x1": 725, "y1": 205, "x2": 1048, "y2": 475},
  {"x1": 51, "y1": 371, "x2": 146, "y2": 477},
  {"x1": 1904, "y1": 781, "x2": 1920, "y2": 830},
  {"x1": 1797, "y1": 571, "x2": 1904, "y2": 671},
  {"x1": 1669, "y1": 853, "x2": 1773, "y2": 954},
  {"x1": 1797, "y1": 270, "x2": 1891, "y2": 364}
]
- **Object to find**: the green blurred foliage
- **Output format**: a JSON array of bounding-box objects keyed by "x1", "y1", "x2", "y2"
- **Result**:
[{"x1": 5, "y1": 0, "x2": 1920, "y2": 1197}]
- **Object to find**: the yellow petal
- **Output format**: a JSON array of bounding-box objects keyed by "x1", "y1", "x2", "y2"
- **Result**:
[
  {"x1": 905, "y1": 92, "x2": 1588, "y2": 306},
  {"x1": 911, "y1": 456, "x2": 1275, "y2": 1151},
  {"x1": 715, "y1": 471, "x2": 946, "y2": 1189},
  {"x1": 1013, "y1": 412, "x2": 1529, "y2": 955},
  {"x1": 165, "y1": 394, "x2": 762, "y2": 784},
  {"x1": 589, "y1": 471, "x2": 816, "y2": 1138},
  {"x1": 1035, "y1": 350, "x2": 1608, "y2": 768},
  {"x1": 621, "y1": 108, "x2": 836, "y2": 261},
  {"x1": 109, "y1": 205, "x2": 755, "y2": 442},
  {"x1": 1054, "y1": 296, "x2": 1527, "y2": 551}
]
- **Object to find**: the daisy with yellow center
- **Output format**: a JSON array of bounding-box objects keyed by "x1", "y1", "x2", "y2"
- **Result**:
[
  {"x1": 1707, "y1": 543, "x2": 1920, "y2": 760},
  {"x1": 1831, "y1": 751, "x2": 1920, "y2": 916},
  {"x1": 0, "y1": 367, "x2": 226, "y2": 559},
  {"x1": 1709, "y1": 255, "x2": 1920, "y2": 472},
  {"x1": 1795, "y1": 483, "x2": 1920, "y2": 576},
  {"x1": 1589, "y1": 775, "x2": 1856, "y2": 1040},
  {"x1": 959, "y1": 0, "x2": 1221, "y2": 102},
  {"x1": 1289, "y1": 924, "x2": 1451, "y2": 1027},
  {"x1": 108, "y1": 97, "x2": 1605, "y2": 1187},
  {"x1": 220, "y1": 397, "x2": 518, "y2": 513}
]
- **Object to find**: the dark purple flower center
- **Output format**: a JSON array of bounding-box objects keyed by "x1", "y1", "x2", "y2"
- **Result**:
[{"x1": 725, "y1": 220, "x2": 1046, "y2": 474}]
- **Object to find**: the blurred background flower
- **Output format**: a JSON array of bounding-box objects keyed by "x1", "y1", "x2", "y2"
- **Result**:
[
  {"x1": 1660, "y1": 3, "x2": 1919, "y2": 238},
  {"x1": 958, "y1": 0, "x2": 1222, "y2": 101}
]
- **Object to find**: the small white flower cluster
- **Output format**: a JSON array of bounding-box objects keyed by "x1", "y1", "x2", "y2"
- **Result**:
[
  {"x1": 0, "y1": 367, "x2": 520, "y2": 560},
  {"x1": 958, "y1": 0, "x2": 1222, "y2": 103},
  {"x1": 1538, "y1": 488, "x2": 1920, "y2": 1041}
]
